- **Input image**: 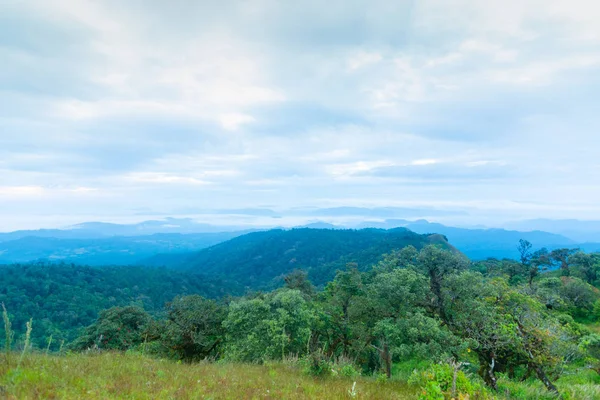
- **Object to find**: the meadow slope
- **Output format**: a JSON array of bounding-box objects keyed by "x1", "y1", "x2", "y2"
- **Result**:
[{"x1": 0, "y1": 352, "x2": 417, "y2": 400}]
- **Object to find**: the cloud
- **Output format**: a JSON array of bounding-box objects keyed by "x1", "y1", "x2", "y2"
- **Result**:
[
  {"x1": 355, "y1": 161, "x2": 513, "y2": 182},
  {"x1": 2, "y1": 0, "x2": 600, "y2": 229}
]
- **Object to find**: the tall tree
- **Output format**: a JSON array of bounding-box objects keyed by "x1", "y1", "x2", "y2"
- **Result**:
[
  {"x1": 549, "y1": 248, "x2": 577, "y2": 276},
  {"x1": 158, "y1": 295, "x2": 226, "y2": 362},
  {"x1": 517, "y1": 239, "x2": 533, "y2": 266},
  {"x1": 570, "y1": 251, "x2": 599, "y2": 284},
  {"x1": 415, "y1": 246, "x2": 467, "y2": 321}
]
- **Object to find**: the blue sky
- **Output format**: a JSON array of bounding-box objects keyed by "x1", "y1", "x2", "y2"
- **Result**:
[{"x1": 1, "y1": 0, "x2": 600, "y2": 230}]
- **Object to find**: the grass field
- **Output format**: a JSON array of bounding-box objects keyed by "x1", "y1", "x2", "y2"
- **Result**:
[
  {"x1": 0, "y1": 352, "x2": 418, "y2": 399},
  {"x1": 2, "y1": 352, "x2": 600, "y2": 399}
]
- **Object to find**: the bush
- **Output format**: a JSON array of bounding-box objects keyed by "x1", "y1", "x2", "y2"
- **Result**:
[
  {"x1": 300, "y1": 354, "x2": 333, "y2": 377},
  {"x1": 339, "y1": 364, "x2": 360, "y2": 378},
  {"x1": 408, "y1": 363, "x2": 491, "y2": 399},
  {"x1": 418, "y1": 381, "x2": 444, "y2": 400}
]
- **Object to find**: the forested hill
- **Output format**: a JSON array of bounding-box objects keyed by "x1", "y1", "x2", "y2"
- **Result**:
[
  {"x1": 0, "y1": 263, "x2": 232, "y2": 347},
  {"x1": 0, "y1": 228, "x2": 455, "y2": 347},
  {"x1": 172, "y1": 228, "x2": 457, "y2": 288}
]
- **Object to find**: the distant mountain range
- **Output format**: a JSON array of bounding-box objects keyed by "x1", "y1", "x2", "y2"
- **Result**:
[
  {"x1": 349, "y1": 219, "x2": 586, "y2": 260},
  {"x1": 0, "y1": 218, "x2": 255, "y2": 244},
  {"x1": 504, "y1": 219, "x2": 600, "y2": 243},
  {"x1": 0, "y1": 232, "x2": 248, "y2": 265},
  {"x1": 1, "y1": 217, "x2": 600, "y2": 265}
]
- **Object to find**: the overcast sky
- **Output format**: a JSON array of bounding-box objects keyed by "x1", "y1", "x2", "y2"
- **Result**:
[{"x1": 2, "y1": 0, "x2": 600, "y2": 230}]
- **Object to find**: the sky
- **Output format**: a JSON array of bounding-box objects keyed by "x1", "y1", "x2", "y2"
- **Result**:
[{"x1": 1, "y1": 0, "x2": 600, "y2": 230}]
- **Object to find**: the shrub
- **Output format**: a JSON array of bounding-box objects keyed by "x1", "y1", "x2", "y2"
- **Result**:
[
  {"x1": 299, "y1": 354, "x2": 332, "y2": 377},
  {"x1": 408, "y1": 363, "x2": 491, "y2": 399},
  {"x1": 580, "y1": 334, "x2": 600, "y2": 374},
  {"x1": 418, "y1": 381, "x2": 444, "y2": 400},
  {"x1": 339, "y1": 363, "x2": 360, "y2": 378}
]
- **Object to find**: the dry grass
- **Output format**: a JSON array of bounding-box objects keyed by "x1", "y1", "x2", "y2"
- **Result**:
[{"x1": 0, "y1": 352, "x2": 418, "y2": 399}]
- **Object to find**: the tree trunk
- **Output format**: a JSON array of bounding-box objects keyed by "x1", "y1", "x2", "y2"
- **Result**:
[
  {"x1": 450, "y1": 360, "x2": 464, "y2": 398},
  {"x1": 372, "y1": 341, "x2": 392, "y2": 379},
  {"x1": 515, "y1": 321, "x2": 560, "y2": 396},
  {"x1": 486, "y1": 357, "x2": 498, "y2": 391},
  {"x1": 528, "y1": 273, "x2": 534, "y2": 289},
  {"x1": 382, "y1": 342, "x2": 392, "y2": 379},
  {"x1": 478, "y1": 354, "x2": 498, "y2": 390},
  {"x1": 508, "y1": 364, "x2": 516, "y2": 379},
  {"x1": 560, "y1": 260, "x2": 570, "y2": 276},
  {"x1": 532, "y1": 363, "x2": 559, "y2": 394},
  {"x1": 429, "y1": 271, "x2": 447, "y2": 322}
]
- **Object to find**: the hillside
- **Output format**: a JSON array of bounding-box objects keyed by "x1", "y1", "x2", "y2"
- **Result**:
[
  {"x1": 0, "y1": 228, "x2": 454, "y2": 347},
  {"x1": 0, "y1": 263, "x2": 232, "y2": 347},
  {"x1": 4, "y1": 217, "x2": 600, "y2": 265},
  {"x1": 177, "y1": 228, "x2": 456, "y2": 288}
]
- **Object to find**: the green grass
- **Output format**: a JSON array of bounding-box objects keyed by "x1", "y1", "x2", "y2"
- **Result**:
[
  {"x1": 2, "y1": 352, "x2": 599, "y2": 399},
  {"x1": 0, "y1": 352, "x2": 418, "y2": 399}
]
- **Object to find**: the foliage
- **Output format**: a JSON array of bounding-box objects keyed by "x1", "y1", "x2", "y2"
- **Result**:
[
  {"x1": 222, "y1": 289, "x2": 316, "y2": 362},
  {"x1": 70, "y1": 306, "x2": 152, "y2": 351},
  {"x1": 0, "y1": 262, "x2": 230, "y2": 348},
  {"x1": 579, "y1": 333, "x2": 600, "y2": 374},
  {"x1": 4, "y1": 234, "x2": 600, "y2": 399},
  {"x1": 181, "y1": 228, "x2": 453, "y2": 288},
  {"x1": 408, "y1": 363, "x2": 491, "y2": 399},
  {"x1": 154, "y1": 295, "x2": 226, "y2": 362}
]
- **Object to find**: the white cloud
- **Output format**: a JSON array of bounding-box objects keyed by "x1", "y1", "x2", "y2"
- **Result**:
[
  {"x1": 0, "y1": 186, "x2": 45, "y2": 197},
  {"x1": 2, "y1": 0, "x2": 600, "y2": 229},
  {"x1": 411, "y1": 159, "x2": 439, "y2": 166},
  {"x1": 218, "y1": 113, "x2": 256, "y2": 131},
  {"x1": 124, "y1": 173, "x2": 212, "y2": 186}
]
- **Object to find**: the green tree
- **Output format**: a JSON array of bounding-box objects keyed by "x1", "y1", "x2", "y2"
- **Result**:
[
  {"x1": 366, "y1": 268, "x2": 423, "y2": 377},
  {"x1": 223, "y1": 289, "x2": 315, "y2": 362},
  {"x1": 318, "y1": 268, "x2": 365, "y2": 359},
  {"x1": 528, "y1": 248, "x2": 551, "y2": 288},
  {"x1": 440, "y1": 273, "x2": 517, "y2": 389},
  {"x1": 284, "y1": 269, "x2": 316, "y2": 298},
  {"x1": 571, "y1": 251, "x2": 599, "y2": 284},
  {"x1": 415, "y1": 246, "x2": 467, "y2": 321},
  {"x1": 517, "y1": 239, "x2": 533, "y2": 266},
  {"x1": 157, "y1": 295, "x2": 226, "y2": 362},
  {"x1": 549, "y1": 248, "x2": 577, "y2": 276},
  {"x1": 71, "y1": 306, "x2": 151, "y2": 351}
]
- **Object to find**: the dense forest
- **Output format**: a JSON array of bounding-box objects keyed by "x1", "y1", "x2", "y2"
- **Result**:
[
  {"x1": 0, "y1": 263, "x2": 232, "y2": 347},
  {"x1": 2, "y1": 231, "x2": 600, "y2": 398},
  {"x1": 0, "y1": 228, "x2": 451, "y2": 347},
  {"x1": 174, "y1": 228, "x2": 455, "y2": 287}
]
